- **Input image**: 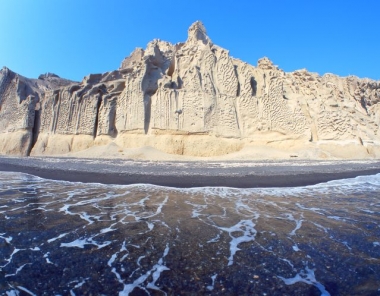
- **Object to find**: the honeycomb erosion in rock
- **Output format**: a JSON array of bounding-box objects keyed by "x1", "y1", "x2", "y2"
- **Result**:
[{"x1": 1, "y1": 21, "x2": 380, "y2": 158}]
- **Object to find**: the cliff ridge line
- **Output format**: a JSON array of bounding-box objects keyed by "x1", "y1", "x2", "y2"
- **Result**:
[{"x1": 0, "y1": 21, "x2": 379, "y2": 159}]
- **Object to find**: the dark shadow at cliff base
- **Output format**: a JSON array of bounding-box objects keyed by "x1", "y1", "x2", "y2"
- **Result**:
[
  {"x1": 144, "y1": 95, "x2": 152, "y2": 134},
  {"x1": 29, "y1": 109, "x2": 41, "y2": 156}
]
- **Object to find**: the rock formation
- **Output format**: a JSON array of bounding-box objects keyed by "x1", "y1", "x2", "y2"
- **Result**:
[
  {"x1": 1, "y1": 21, "x2": 380, "y2": 159},
  {"x1": 0, "y1": 67, "x2": 74, "y2": 155}
]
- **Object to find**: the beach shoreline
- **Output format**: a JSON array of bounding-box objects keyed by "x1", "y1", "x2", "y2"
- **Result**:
[{"x1": 0, "y1": 156, "x2": 380, "y2": 188}]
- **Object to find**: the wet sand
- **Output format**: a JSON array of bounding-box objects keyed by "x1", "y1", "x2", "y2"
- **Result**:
[{"x1": 1, "y1": 156, "x2": 380, "y2": 187}]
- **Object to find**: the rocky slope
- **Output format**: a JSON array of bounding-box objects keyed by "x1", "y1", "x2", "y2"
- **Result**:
[{"x1": 1, "y1": 21, "x2": 379, "y2": 159}]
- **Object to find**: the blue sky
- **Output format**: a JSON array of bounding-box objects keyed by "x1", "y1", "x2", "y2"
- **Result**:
[{"x1": 1, "y1": 0, "x2": 379, "y2": 81}]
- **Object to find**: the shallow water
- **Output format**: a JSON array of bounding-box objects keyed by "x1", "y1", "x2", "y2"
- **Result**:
[{"x1": 0, "y1": 172, "x2": 379, "y2": 295}]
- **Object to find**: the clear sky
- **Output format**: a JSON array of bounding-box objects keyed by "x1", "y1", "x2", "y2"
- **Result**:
[{"x1": 1, "y1": 0, "x2": 379, "y2": 81}]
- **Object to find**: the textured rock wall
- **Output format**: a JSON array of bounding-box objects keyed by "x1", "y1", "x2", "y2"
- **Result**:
[
  {"x1": 1, "y1": 21, "x2": 379, "y2": 158},
  {"x1": 0, "y1": 68, "x2": 38, "y2": 155},
  {"x1": 0, "y1": 68, "x2": 37, "y2": 132},
  {"x1": 0, "y1": 67, "x2": 76, "y2": 155}
]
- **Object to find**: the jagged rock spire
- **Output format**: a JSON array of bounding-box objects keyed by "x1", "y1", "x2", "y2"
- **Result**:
[
  {"x1": 1, "y1": 66, "x2": 11, "y2": 76},
  {"x1": 186, "y1": 21, "x2": 212, "y2": 46},
  {"x1": 257, "y1": 57, "x2": 279, "y2": 70},
  {"x1": 38, "y1": 73, "x2": 60, "y2": 80}
]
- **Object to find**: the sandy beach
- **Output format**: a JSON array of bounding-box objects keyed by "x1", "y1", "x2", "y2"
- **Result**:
[{"x1": 0, "y1": 156, "x2": 380, "y2": 187}]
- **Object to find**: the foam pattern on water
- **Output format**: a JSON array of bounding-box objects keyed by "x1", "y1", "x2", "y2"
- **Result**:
[{"x1": 0, "y1": 172, "x2": 380, "y2": 295}]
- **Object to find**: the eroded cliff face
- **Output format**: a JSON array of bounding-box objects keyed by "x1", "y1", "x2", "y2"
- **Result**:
[
  {"x1": 0, "y1": 68, "x2": 74, "y2": 155},
  {"x1": 1, "y1": 21, "x2": 379, "y2": 159}
]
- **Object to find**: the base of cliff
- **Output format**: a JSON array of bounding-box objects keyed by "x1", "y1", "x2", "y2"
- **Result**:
[{"x1": 23, "y1": 133, "x2": 380, "y2": 161}]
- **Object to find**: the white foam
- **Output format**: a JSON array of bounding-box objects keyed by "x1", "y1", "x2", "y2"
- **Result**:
[
  {"x1": 59, "y1": 205, "x2": 73, "y2": 215},
  {"x1": 219, "y1": 220, "x2": 257, "y2": 266},
  {"x1": 235, "y1": 200, "x2": 257, "y2": 216},
  {"x1": 296, "y1": 203, "x2": 325, "y2": 215},
  {"x1": 100, "y1": 225, "x2": 117, "y2": 234},
  {"x1": 16, "y1": 286, "x2": 36, "y2": 296},
  {"x1": 206, "y1": 274, "x2": 218, "y2": 291},
  {"x1": 112, "y1": 267, "x2": 124, "y2": 284},
  {"x1": 190, "y1": 173, "x2": 380, "y2": 197},
  {"x1": 119, "y1": 269, "x2": 150, "y2": 295},
  {"x1": 311, "y1": 222, "x2": 329, "y2": 233},
  {"x1": 134, "y1": 196, "x2": 169, "y2": 222},
  {"x1": 0, "y1": 234, "x2": 12, "y2": 244},
  {"x1": 69, "y1": 278, "x2": 88, "y2": 296},
  {"x1": 78, "y1": 212, "x2": 97, "y2": 224},
  {"x1": 60, "y1": 203, "x2": 102, "y2": 225},
  {"x1": 48, "y1": 233, "x2": 69, "y2": 243},
  {"x1": 359, "y1": 208, "x2": 375, "y2": 214},
  {"x1": 4, "y1": 171, "x2": 380, "y2": 195},
  {"x1": 137, "y1": 255, "x2": 145, "y2": 267},
  {"x1": 292, "y1": 245, "x2": 300, "y2": 252},
  {"x1": 60, "y1": 238, "x2": 88, "y2": 248},
  {"x1": 342, "y1": 241, "x2": 352, "y2": 250},
  {"x1": 108, "y1": 253, "x2": 118, "y2": 267},
  {"x1": 278, "y1": 267, "x2": 330, "y2": 296},
  {"x1": 1, "y1": 170, "x2": 379, "y2": 295},
  {"x1": 185, "y1": 201, "x2": 207, "y2": 218},
  {"x1": 119, "y1": 244, "x2": 170, "y2": 295},
  {"x1": 120, "y1": 240, "x2": 128, "y2": 252},
  {"x1": 207, "y1": 234, "x2": 221, "y2": 243},
  {"x1": 60, "y1": 237, "x2": 111, "y2": 249},
  {"x1": 288, "y1": 214, "x2": 303, "y2": 236},
  {"x1": 146, "y1": 244, "x2": 170, "y2": 293},
  {"x1": 327, "y1": 216, "x2": 346, "y2": 221},
  {"x1": 146, "y1": 222, "x2": 154, "y2": 231},
  {"x1": 5, "y1": 263, "x2": 30, "y2": 278},
  {"x1": 1, "y1": 248, "x2": 22, "y2": 268}
]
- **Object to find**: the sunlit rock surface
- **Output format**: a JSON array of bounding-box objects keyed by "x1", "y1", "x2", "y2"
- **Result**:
[{"x1": 1, "y1": 21, "x2": 380, "y2": 159}]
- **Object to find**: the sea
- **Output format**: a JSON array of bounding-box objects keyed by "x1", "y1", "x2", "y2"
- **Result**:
[{"x1": 0, "y1": 171, "x2": 379, "y2": 296}]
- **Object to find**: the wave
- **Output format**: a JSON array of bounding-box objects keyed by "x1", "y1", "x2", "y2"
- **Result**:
[{"x1": 1, "y1": 171, "x2": 379, "y2": 197}]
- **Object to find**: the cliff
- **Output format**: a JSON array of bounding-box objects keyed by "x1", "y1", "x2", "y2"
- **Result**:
[{"x1": 1, "y1": 21, "x2": 379, "y2": 159}]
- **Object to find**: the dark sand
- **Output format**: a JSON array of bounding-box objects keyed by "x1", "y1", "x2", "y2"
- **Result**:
[{"x1": 1, "y1": 156, "x2": 380, "y2": 187}]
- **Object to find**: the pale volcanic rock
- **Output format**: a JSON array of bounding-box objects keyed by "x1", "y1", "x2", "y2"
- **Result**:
[
  {"x1": 0, "y1": 67, "x2": 75, "y2": 155},
  {"x1": 1, "y1": 21, "x2": 380, "y2": 160},
  {"x1": 119, "y1": 48, "x2": 145, "y2": 71}
]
